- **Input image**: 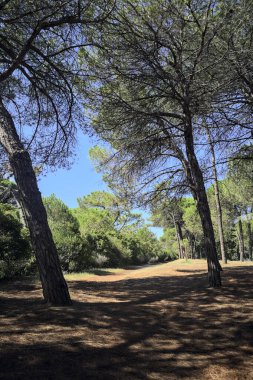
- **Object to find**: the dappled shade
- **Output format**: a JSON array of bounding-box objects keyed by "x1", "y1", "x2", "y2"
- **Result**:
[{"x1": 0, "y1": 261, "x2": 253, "y2": 379}]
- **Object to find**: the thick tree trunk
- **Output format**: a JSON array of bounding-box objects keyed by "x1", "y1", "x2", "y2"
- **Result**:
[
  {"x1": 237, "y1": 218, "x2": 244, "y2": 262},
  {"x1": 0, "y1": 99, "x2": 71, "y2": 305},
  {"x1": 206, "y1": 128, "x2": 227, "y2": 264},
  {"x1": 184, "y1": 126, "x2": 222, "y2": 287}
]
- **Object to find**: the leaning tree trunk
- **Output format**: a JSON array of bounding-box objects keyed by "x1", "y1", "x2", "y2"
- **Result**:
[
  {"x1": 184, "y1": 125, "x2": 222, "y2": 287},
  {"x1": 206, "y1": 127, "x2": 227, "y2": 264},
  {"x1": 0, "y1": 99, "x2": 71, "y2": 305}
]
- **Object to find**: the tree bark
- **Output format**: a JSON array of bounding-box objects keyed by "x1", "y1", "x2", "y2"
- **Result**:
[
  {"x1": 172, "y1": 213, "x2": 182, "y2": 258},
  {"x1": 183, "y1": 124, "x2": 222, "y2": 287},
  {"x1": 192, "y1": 237, "x2": 196, "y2": 259},
  {"x1": 186, "y1": 231, "x2": 195, "y2": 259},
  {"x1": 177, "y1": 221, "x2": 186, "y2": 259},
  {"x1": 237, "y1": 218, "x2": 244, "y2": 262},
  {"x1": 206, "y1": 127, "x2": 227, "y2": 264},
  {"x1": 248, "y1": 222, "x2": 252, "y2": 260},
  {"x1": 189, "y1": 234, "x2": 194, "y2": 259},
  {"x1": 172, "y1": 212, "x2": 186, "y2": 259},
  {"x1": 12, "y1": 187, "x2": 28, "y2": 228},
  {"x1": 0, "y1": 99, "x2": 71, "y2": 305}
]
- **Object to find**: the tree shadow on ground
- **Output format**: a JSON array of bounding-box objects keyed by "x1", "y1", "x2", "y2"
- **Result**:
[
  {"x1": 85, "y1": 269, "x2": 116, "y2": 276},
  {"x1": 0, "y1": 265, "x2": 253, "y2": 379},
  {"x1": 176, "y1": 269, "x2": 206, "y2": 273}
]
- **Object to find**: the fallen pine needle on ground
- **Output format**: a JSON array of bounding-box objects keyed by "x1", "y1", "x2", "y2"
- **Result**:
[{"x1": 0, "y1": 259, "x2": 253, "y2": 380}]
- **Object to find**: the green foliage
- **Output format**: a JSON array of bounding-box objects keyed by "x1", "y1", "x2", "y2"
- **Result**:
[
  {"x1": 131, "y1": 227, "x2": 163, "y2": 263},
  {"x1": 157, "y1": 227, "x2": 179, "y2": 261},
  {"x1": 44, "y1": 195, "x2": 85, "y2": 271},
  {"x1": 0, "y1": 179, "x2": 18, "y2": 208},
  {"x1": 182, "y1": 199, "x2": 202, "y2": 241},
  {"x1": 120, "y1": 226, "x2": 166, "y2": 264},
  {"x1": 77, "y1": 190, "x2": 141, "y2": 230},
  {"x1": 207, "y1": 158, "x2": 253, "y2": 261},
  {"x1": 227, "y1": 150, "x2": 253, "y2": 212},
  {"x1": 151, "y1": 195, "x2": 203, "y2": 259},
  {"x1": 152, "y1": 154, "x2": 253, "y2": 262},
  {"x1": 72, "y1": 207, "x2": 115, "y2": 236},
  {"x1": 43, "y1": 192, "x2": 164, "y2": 271},
  {"x1": 0, "y1": 203, "x2": 31, "y2": 279}
]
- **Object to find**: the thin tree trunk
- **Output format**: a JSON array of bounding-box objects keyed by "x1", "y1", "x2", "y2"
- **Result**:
[
  {"x1": 192, "y1": 237, "x2": 196, "y2": 259},
  {"x1": 248, "y1": 222, "x2": 252, "y2": 260},
  {"x1": 176, "y1": 225, "x2": 182, "y2": 259},
  {"x1": 184, "y1": 125, "x2": 222, "y2": 287},
  {"x1": 206, "y1": 127, "x2": 227, "y2": 264},
  {"x1": 186, "y1": 231, "x2": 195, "y2": 258},
  {"x1": 189, "y1": 235, "x2": 194, "y2": 259},
  {"x1": 172, "y1": 213, "x2": 182, "y2": 259},
  {"x1": 12, "y1": 188, "x2": 28, "y2": 228},
  {"x1": 192, "y1": 235, "x2": 196, "y2": 259},
  {"x1": 0, "y1": 99, "x2": 71, "y2": 305},
  {"x1": 177, "y1": 221, "x2": 186, "y2": 259},
  {"x1": 237, "y1": 218, "x2": 245, "y2": 262}
]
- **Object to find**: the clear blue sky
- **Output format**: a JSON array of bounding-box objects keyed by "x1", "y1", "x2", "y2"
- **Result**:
[
  {"x1": 39, "y1": 133, "x2": 107, "y2": 208},
  {"x1": 38, "y1": 132, "x2": 163, "y2": 237}
]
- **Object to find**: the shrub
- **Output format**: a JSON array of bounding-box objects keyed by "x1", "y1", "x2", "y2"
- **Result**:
[{"x1": 0, "y1": 204, "x2": 31, "y2": 279}]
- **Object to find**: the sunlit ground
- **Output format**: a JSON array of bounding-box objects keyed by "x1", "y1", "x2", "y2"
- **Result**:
[{"x1": 0, "y1": 259, "x2": 253, "y2": 379}]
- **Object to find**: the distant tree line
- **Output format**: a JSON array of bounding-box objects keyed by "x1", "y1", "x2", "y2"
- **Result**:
[
  {"x1": 0, "y1": 184, "x2": 169, "y2": 279},
  {"x1": 152, "y1": 152, "x2": 253, "y2": 262}
]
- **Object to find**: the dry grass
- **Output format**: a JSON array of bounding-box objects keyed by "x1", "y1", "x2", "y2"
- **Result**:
[{"x1": 0, "y1": 259, "x2": 253, "y2": 379}]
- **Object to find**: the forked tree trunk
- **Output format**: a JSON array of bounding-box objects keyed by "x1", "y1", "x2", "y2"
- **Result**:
[
  {"x1": 184, "y1": 125, "x2": 222, "y2": 287},
  {"x1": 0, "y1": 99, "x2": 71, "y2": 305},
  {"x1": 206, "y1": 127, "x2": 227, "y2": 264},
  {"x1": 237, "y1": 218, "x2": 244, "y2": 262}
]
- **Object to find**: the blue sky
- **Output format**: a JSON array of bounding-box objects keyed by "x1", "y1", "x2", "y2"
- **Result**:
[
  {"x1": 38, "y1": 132, "x2": 163, "y2": 237},
  {"x1": 39, "y1": 133, "x2": 107, "y2": 208}
]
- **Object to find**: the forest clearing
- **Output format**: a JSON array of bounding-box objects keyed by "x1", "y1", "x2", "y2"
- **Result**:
[
  {"x1": 0, "y1": 1, "x2": 253, "y2": 379},
  {"x1": 1, "y1": 260, "x2": 253, "y2": 380}
]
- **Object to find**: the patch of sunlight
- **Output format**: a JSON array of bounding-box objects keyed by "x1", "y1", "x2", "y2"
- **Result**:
[
  {"x1": 65, "y1": 268, "x2": 125, "y2": 280},
  {"x1": 177, "y1": 259, "x2": 193, "y2": 265}
]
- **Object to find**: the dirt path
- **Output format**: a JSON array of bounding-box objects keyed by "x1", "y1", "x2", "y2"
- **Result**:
[{"x1": 0, "y1": 260, "x2": 253, "y2": 379}]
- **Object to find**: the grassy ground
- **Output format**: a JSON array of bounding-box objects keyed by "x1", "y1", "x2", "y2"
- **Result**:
[{"x1": 0, "y1": 259, "x2": 253, "y2": 379}]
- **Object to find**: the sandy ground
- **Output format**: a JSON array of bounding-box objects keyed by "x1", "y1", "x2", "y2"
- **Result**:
[{"x1": 0, "y1": 259, "x2": 253, "y2": 379}]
